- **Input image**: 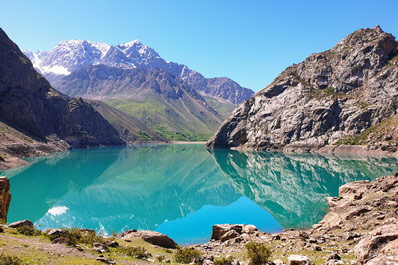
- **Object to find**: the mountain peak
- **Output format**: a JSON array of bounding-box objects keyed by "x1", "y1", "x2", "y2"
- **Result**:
[
  {"x1": 120, "y1": 39, "x2": 142, "y2": 47},
  {"x1": 24, "y1": 37, "x2": 254, "y2": 104},
  {"x1": 333, "y1": 26, "x2": 396, "y2": 54}
]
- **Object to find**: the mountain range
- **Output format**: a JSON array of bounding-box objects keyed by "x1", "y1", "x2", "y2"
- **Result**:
[
  {"x1": 207, "y1": 26, "x2": 398, "y2": 154},
  {"x1": 24, "y1": 39, "x2": 254, "y2": 140},
  {"x1": 25, "y1": 39, "x2": 253, "y2": 104}
]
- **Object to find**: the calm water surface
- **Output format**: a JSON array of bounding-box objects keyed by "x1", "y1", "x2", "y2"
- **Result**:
[{"x1": 2, "y1": 144, "x2": 398, "y2": 244}]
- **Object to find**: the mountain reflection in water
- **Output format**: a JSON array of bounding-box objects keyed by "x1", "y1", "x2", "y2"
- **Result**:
[{"x1": 2, "y1": 144, "x2": 397, "y2": 244}]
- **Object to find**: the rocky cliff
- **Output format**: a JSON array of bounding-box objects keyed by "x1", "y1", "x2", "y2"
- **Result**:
[
  {"x1": 207, "y1": 26, "x2": 398, "y2": 152},
  {"x1": 0, "y1": 28, "x2": 124, "y2": 168}
]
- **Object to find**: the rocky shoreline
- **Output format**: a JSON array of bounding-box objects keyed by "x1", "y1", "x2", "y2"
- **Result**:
[
  {"x1": 230, "y1": 144, "x2": 398, "y2": 158},
  {"x1": 193, "y1": 174, "x2": 398, "y2": 265},
  {"x1": 0, "y1": 173, "x2": 397, "y2": 264}
]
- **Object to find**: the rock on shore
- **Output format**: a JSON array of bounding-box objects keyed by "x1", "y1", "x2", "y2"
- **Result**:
[
  {"x1": 0, "y1": 177, "x2": 10, "y2": 222},
  {"x1": 116, "y1": 229, "x2": 178, "y2": 249}
]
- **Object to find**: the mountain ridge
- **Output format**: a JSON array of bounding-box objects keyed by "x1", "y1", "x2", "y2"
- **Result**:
[{"x1": 25, "y1": 39, "x2": 254, "y2": 104}]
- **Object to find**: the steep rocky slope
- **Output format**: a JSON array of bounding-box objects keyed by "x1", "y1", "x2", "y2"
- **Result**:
[
  {"x1": 25, "y1": 39, "x2": 254, "y2": 104},
  {"x1": 53, "y1": 65, "x2": 224, "y2": 140},
  {"x1": 0, "y1": 28, "x2": 124, "y2": 168},
  {"x1": 207, "y1": 26, "x2": 398, "y2": 152}
]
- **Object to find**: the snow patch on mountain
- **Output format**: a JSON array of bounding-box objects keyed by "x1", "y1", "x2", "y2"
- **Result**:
[{"x1": 25, "y1": 39, "x2": 254, "y2": 104}]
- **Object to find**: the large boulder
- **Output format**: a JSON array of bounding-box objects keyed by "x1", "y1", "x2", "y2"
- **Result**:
[
  {"x1": 0, "y1": 177, "x2": 11, "y2": 222},
  {"x1": 288, "y1": 255, "x2": 311, "y2": 265},
  {"x1": 117, "y1": 230, "x2": 177, "y2": 249},
  {"x1": 354, "y1": 224, "x2": 398, "y2": 264},
  {"x1": 211, "y1": 224, "x2": 259, "y2": 241},
  {"x1": 8, "y1": 219, "x2": 33, "y2": 228}
]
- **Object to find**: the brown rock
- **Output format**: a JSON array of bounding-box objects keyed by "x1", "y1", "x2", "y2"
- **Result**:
[
  {"x1": 220, "y1": 230, "x2": 239, "y2": 242},
  {"x1": 117, "y1": 230, "x2": 177, "y2": 249},
  {"x1": 354, "y1": 224, "x2": 398, "y2": 264},
  {"x1": 8, "y1": 219, "x2": 33, "y2": 228},
  {"x1": 0, "y1": 177, "x2": 11, "y2": 222}
]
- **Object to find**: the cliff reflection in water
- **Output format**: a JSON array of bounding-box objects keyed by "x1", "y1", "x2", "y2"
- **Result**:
[
  {"x1": 3, "y1": 144, "x2": 398, "y2": 244},
  {"x1": 209, "y1": 149, "x2": 398, "y2": 229}
]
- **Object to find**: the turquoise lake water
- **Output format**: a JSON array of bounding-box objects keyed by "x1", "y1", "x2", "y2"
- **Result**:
[{"x1": 2, "y1": 144, "x2": 398, "y2": 245}]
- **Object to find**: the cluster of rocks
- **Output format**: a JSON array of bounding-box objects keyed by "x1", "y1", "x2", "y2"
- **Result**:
[{"x1": 196, "y1": 174, "x2": 398, "y2": 265}]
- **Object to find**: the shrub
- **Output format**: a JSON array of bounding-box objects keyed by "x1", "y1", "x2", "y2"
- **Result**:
[
  {"x1": 174, "y1": 247, "x2": 201, "y2": 263},
  {"x1": 16, "y1": 226, "x2": 41, "y2": 236},
  {"x1": 214, "y1": 256, "x2": 234, "y2": 265},
  {"x1": 47, "y1": 228, "x2": 104, "y2": 247},
  {"x1": 78, "y1": 229, "x2": 104, "y2": 245},
  {"x1": 156, "y1": 254, "x2": 166, "y2": 262},
  {"x1": 245, "y1": 242, "x2": 271, "y2": 265},
  {"x1": 119, "y1": 246, "x2": 151, "y2": 260},
  {"x1": 0, "y1": 253, "x2": 22, "y2": 265}
]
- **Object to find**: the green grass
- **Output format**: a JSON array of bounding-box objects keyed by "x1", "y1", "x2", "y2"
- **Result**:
[
  {"x1": 0, "y1": 253, "x2": 22, "y2": 265},
  {"x1": 290, "y1": 72, "x2": 310, "y2": 87},
  {"x1": 336, "y1": 115, "x2": 398, "y2": 145},
  {"x1": 153, "y1": 126, "x2": 212, "y2": 141},
  {"x1": 202, "y1": 96, "x2": 236, "y2": 118},
  {"x1": 117, "y1": 246, "x2": 151, "y2": 260},
  {"x1": 174, "y1": 248, "x2": 201, "y2": 263},
  {"x1": 309, "y1": 87, "x2": 345, "y2": 100},
  {"x1": 106, "y1": 98, "x2": 217, "y2": 141}
]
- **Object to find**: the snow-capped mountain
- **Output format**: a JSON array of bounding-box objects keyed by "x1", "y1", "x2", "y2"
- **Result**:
[{"x1": 25, "y1": 39, "x2": 254, "y2": 104}]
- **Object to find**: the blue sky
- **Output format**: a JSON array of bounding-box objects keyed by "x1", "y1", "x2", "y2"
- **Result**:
[{"x1": 1, "y1": 0, "x2": 397, "y2": 91}]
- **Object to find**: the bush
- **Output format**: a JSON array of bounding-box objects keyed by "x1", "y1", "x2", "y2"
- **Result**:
[
  {"x1": 214, "y1": 256, "x2": 234, "y2": 265},
  {"x1": 174, "y1": 247, "x2": 201, "y2": 263},
  {"x1": 16, "y1": 226, "x2": 41, "y2": 236},
  {"x1": 119, "y1": 246, "x2": 151, "y2": 260},
  {"x1": 0, "y1": 253, "x2": 22, "y2": 265},
  {"x1": 47, "y1": 228, "x2": 104, "y2": 247},
  {"x1": 245, "y1": 243, "x2": 271, "y2": 265}
]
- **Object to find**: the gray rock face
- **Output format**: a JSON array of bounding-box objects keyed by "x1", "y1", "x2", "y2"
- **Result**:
[
  {"x1": 25, "y1": 39, "x2": 254, "y2": 104},
  {"x1": 207, "y1": 26, "x2": 398, "y2": 150},
  {"x1": 0, "y1": 28, "x2": 124, "y2": 149}
]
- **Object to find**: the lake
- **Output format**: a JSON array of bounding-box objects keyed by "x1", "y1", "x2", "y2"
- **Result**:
[{"x1": 1, "y1": 144, "x2": 398, "y2": 245}]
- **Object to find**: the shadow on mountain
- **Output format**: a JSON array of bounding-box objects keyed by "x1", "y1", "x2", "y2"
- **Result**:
[{"x1": 209, "y1": 149, "x2": 398, "y2": 229}]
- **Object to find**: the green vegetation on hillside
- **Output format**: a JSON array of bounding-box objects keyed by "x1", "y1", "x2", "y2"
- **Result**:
[
  {"x1": 202, "y1": 96, "x2": 236, "y2": 118},
  {"x1": 336, "y1": 115, "x2": 398, "y2": 145},
  {"x1": 106, "y1": 95, "x2": 221, "y2": 141}
]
